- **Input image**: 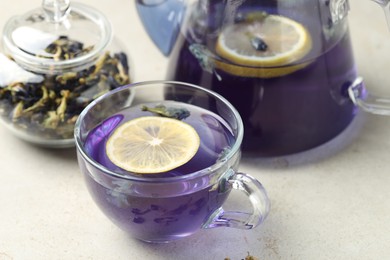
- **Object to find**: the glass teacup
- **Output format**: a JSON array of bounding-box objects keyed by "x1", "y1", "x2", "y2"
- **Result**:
[{"x1": 74, "y1": 80, "x2": 270, "y2": 243}]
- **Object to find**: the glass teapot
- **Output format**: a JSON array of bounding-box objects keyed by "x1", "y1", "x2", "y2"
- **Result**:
[{"x1": 136, "y1": 0, "x2": 390, "y2": 157}]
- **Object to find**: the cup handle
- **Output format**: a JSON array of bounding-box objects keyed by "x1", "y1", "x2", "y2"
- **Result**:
[{"x1": 203, "y1": 172, "x2": 270, "y2": 230}]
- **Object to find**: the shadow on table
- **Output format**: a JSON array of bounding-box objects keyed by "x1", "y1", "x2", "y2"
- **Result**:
[
  {"x1": 241, "y1": 110, "x2": 368, "y2": 169},
  {"x1": 32, "y1": 145, "x2": 78, "y2": 162}
]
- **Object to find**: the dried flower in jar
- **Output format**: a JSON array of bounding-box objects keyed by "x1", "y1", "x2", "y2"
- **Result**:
[{"x1": 0, "y1": 36, "x2": 131, "y2": 140}]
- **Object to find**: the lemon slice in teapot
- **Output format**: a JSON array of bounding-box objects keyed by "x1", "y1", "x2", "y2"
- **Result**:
[{"x1": 215, "y1": 13, "x2": 312, "y2": 78}]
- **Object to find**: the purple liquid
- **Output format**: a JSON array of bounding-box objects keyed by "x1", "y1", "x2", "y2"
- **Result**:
[
  {"x1": 81, "y1": 101, "x2": 235, "y2": 242},
  {"x1": 166, "y1": 6, "x2": 358, "y2": 156}
]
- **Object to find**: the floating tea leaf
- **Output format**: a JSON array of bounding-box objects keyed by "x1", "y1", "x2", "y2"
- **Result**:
[
  {"x1": 245, "y1": 11, "x2": 268, "y2": 23},
  {"x1": 141, "y1": 104, "x2": 190, "y2": 120}
]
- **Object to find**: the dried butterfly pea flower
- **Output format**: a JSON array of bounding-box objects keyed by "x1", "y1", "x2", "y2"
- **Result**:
[
  {"x1": 0, "y1": 36, "x2": 131, "y2": 140},
  {"x1": 251, "y1": 36, "x2": 268, "y2": 52},
  {"x1": 44, "y1": 36, "x2": 93, "y2": 61},
  {"x1": 141, "y1": 104, "x2": 191, "y2": 120}
]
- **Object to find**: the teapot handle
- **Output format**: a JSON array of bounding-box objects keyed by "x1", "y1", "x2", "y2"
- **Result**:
[
  {"x1": 348, "y1": 77, "x2": 390, "y2": 115},
  {"x1": 374, "y1": 0, "x2": 390, "y2": 25},
  {"x1": 348, "y1": 1, "x2": 390, "y2": 115}
]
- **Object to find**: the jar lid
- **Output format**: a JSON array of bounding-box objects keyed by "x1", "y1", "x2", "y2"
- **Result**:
[{"x1": 1, "y1": 0, "x2": 112, "y2": 74}]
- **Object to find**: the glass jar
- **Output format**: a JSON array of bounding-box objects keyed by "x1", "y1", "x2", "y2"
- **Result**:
[{"x1": 0, "y1": 0, "x2": 132, "y2": 148}]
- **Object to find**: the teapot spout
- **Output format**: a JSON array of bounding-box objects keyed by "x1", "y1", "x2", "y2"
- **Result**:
[{"x1": 136, "y1": 0, "x2": 186, "y2": 56}]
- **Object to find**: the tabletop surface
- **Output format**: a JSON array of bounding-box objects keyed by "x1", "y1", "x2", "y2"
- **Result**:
[{"x1": 1, "y1": 1, "x2": 390, "y2": 259}]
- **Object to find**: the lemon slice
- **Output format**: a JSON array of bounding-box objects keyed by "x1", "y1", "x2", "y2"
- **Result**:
[
  {"x1": 106, "y1": 116, "x2": 200, "y2": 174},
  {"x1": 215, "y1": 14, "x2": 312, "y2": 78}
]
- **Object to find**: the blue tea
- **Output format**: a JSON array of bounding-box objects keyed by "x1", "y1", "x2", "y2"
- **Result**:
[
  {"x1": 163, "y1": 3, "x2": 358, "y2": 155},
  {"x1": 81, "y1": 101, "x2": 236, "y2": 242}
]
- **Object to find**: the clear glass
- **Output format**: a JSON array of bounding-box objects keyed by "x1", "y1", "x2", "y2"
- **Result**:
[
  {"x1": 0, "y1": 1, "x2": 132, "y2": 148},
  {"x1": 74, "y1": 81, "x2": 270, "y2": 243}
]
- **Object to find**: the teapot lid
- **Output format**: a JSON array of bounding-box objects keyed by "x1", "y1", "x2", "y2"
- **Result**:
[{"x1": 1, "y1": 0, "x2": 112, "y2": 73}]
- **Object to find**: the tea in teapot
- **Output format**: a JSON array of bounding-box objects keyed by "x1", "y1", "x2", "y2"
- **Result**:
[{"x1": 136, "y1": 0, "x2": 388, "y2": 156}]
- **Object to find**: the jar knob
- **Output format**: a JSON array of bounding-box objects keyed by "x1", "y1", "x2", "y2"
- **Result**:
[{"x1": 42, "y1": 0, "x2": 71, "y2": 23}]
